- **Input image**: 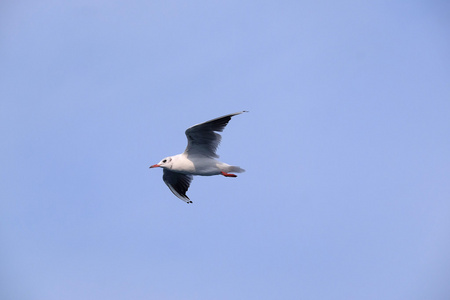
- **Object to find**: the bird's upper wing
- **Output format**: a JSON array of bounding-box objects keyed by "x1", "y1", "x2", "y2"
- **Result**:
[
  {"x1": 184, "y1": 111, "x2": 247, "y2": 158},
  {"x1": 163, "y1": 169, "x2": 193, "y2": 203}
]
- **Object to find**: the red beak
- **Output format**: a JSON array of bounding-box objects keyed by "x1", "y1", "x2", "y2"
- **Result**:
[{"x1": 149, "y1": 164, "x2": 160, "y2": 168}]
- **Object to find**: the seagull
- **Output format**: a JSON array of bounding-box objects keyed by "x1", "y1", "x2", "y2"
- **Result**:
[{"x1": 149, "y1": 111, "x2": 247, "y2": 203}]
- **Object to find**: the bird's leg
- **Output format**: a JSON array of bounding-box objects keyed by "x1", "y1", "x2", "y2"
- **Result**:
[{"x1": 221, "y1": 171, "x2": 237, "y2": 177}]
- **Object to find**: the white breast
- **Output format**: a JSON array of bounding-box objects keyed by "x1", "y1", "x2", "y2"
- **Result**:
[{"x1": 171, "y1": 154, "x2": 221, "y2": 176}]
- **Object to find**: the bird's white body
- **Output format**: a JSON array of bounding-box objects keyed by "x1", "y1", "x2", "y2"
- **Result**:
[{"x1": 165, "y1": 153, "x2": 242, "y2": 176}]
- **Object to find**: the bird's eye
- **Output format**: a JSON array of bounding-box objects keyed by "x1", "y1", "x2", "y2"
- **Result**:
[{"x1": 162, "y1": 159, "x2": 167, "y2": 163}]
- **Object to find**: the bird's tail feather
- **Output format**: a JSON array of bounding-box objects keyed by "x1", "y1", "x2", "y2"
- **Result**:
[{"x1": 227, "y1": 166, "x2": 245, "y2": 173}]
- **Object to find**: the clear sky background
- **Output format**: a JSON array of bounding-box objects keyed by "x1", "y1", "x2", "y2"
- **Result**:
[{"x1": 1, "y1": 1, "x2": 450, "y2": 299}]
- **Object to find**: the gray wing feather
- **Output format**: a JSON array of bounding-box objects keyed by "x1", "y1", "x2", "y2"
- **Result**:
[
  {"x1": 163, "y1": 169, "x2": 193, "y2": 203},
  {"x1": 184, "y1": 111, "x2": 247, "y2": 158}
]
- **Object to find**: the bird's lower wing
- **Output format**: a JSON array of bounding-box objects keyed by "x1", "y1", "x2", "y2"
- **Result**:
[{"x1": 163, "y1": 169, "x2": 193, "y2": 203}]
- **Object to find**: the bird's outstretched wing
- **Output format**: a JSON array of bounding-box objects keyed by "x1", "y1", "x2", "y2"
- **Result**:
[
  {"x1": 163, "y1": 169, "x2": 193, "y2": 203},
  {"x1": 184, "y1": 111, "x2": 247, "y2": 158}
]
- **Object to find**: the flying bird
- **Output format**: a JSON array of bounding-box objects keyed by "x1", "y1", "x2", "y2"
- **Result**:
[{"x1": 149, "y1": 111, "x2": 247, "y2": 203}]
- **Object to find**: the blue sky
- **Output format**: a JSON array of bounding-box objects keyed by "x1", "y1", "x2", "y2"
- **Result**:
[{"x1": 1, "y1": 1, "x2": 450, "y2": 299}]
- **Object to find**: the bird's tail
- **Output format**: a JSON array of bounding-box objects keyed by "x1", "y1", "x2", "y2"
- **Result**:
[{"x1": 227, "y1": 165, "x2": 245, "y2": 173}]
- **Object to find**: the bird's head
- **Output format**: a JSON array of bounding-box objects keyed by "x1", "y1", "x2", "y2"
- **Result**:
[{"x1": 149, "y1": 157, "x2": 173, "y2": 169}]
